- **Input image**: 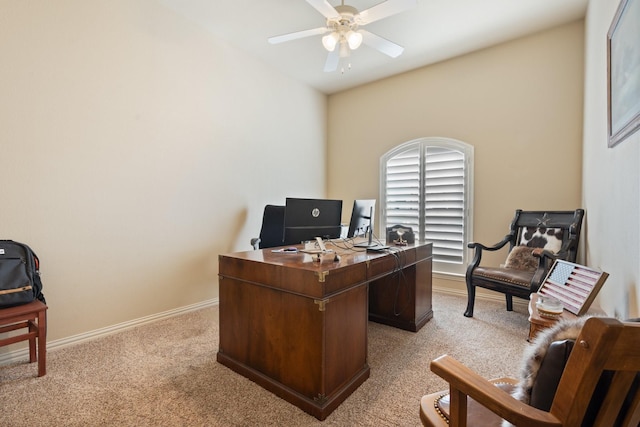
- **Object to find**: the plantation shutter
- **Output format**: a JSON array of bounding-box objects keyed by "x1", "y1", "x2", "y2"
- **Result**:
[
  {"x1": 424, "y1": 147, "x2": 465, "y2": 264},
  {"x1": 384, "y1": 146, "x2": 421, "y2": 233},
  {"x1": 383, "y1": 142, "x2": 468, "y2": 268}
]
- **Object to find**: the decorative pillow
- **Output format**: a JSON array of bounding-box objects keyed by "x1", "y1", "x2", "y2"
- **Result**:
[
  {"x1": 501, "y1": 317, "x2": 588, "y2": 427},
  {"x1": 520, "y1": 227, "x2": 563, "y2": 253},
  {"x1": 504, "y1": 245, "x2": 538, "y2": 271}
]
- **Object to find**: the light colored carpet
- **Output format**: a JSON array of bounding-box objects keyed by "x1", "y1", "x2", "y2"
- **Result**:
[{"x1": 0, "y1": 293, "x2": 530, "y2": 426}]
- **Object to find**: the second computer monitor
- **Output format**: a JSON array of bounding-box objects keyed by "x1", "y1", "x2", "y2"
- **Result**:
[
  {"x1": 283, "y1": 198, "x2": 343, "y2": 245},
  {"x1": 347, "y1": 199, "x2": 376, "y2": 238}
]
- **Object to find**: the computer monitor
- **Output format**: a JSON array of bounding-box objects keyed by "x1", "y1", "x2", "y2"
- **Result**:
[
  {"x1": 283, "y1": 198, "x2": 343, "y2": 245},
  {"x1": 347, "y1": 199, "x2": 376, "y2": 238}
]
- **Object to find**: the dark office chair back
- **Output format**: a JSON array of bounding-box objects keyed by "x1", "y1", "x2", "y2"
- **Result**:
[{"x1": 252, "y1": 205, "x2": 285, "y2": 249}]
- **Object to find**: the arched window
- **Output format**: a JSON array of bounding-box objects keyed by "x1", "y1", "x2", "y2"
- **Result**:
[{"x1": 380, "y1": 137, "x2": 474, "y2": 276}]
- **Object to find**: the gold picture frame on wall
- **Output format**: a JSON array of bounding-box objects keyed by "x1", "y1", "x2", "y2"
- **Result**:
[{"x1": 607, "y1": 0, "x2": 640, "y2": 147}]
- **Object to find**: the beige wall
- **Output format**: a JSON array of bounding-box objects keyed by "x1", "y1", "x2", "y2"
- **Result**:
[
  {"x1": 327, "y1": 21, "x2": 585, "y2": 278},
  {"x1": 583, "y1": 0, "x2": 640, "y2": 318},
  {"x1": 0, "y1": 0, "x2": 326, "y2": 344}
]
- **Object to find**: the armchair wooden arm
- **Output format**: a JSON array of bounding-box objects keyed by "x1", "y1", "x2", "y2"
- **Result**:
[
  {"x1": 429, "y1": 355, "x2": 562, "y2": 427},
  {"x1": 467, "y1": 234, "x2": 514, "y2": 266},
  {"x1": 530, "y1": 248, "x2": 555, "y2": 286},
  {"x1": 465, "y1": 234, "x2": 514, "y2": 289},
  {"x1": 467, "y1": 233, "x2": 514, "y2": 252}
]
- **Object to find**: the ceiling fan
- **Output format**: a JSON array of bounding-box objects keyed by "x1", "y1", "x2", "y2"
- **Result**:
[{"x1": 268, "y1": 0, "x2": 417, "y2": 72}]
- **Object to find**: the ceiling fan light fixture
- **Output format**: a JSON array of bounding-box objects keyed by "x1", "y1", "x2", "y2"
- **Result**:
[
  {"x1": 322, "y1": 32, "x2": 339, "y2": 52},
  {"x1": 268, "y1": 0, "x2": 418, "y2": 72},
  {"x1": 339, "y1": 41, "x2": 350, "y2": 58},
  {"x1": 346, "y1": 30, "x2": 363, "y2": 50}
]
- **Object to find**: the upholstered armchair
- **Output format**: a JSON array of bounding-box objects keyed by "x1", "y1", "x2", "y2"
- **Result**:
[{"x1": 464, "y1": 209, "x2": 584, "y2": 317}]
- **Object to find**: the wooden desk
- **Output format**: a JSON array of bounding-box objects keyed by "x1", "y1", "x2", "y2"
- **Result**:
[{"x1": 217, "y1": 242, "x2": 432, "y2": 420}]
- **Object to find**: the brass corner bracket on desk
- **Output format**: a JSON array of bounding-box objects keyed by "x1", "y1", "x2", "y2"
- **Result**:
[
  {"x1": 313, "y1": 393, "x2": 328, "y2": 404},
  {"x1": 314, "y1": 271, "x2": 329, "y2": 282},
  {"x1": 314, "y1": 299, "x2": 327, "y2": 311}
]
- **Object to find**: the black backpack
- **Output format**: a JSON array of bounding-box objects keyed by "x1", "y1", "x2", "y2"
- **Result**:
[{"x1": 0, "y1": 240, "x2": 46, "y2": 308}]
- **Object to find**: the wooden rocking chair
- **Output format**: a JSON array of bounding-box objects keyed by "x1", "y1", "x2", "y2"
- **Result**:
[{"x1": 420, "y1": 317, "x2": 640, "y2": 426}]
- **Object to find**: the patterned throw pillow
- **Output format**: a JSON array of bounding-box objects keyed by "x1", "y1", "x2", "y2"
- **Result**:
[
  {"x1": 520, "y1": 227, "x2": 563, "y2": 253},
  {"x1": 504, "y1": 245, "x2": 538, "y2": 271}
]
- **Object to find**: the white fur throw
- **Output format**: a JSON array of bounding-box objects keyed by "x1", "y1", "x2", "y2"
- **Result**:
[
  {"x1": 502, "y1": 317, "x2": 588, "y2": 427},
  {"x1": 504, "y1": 246, "x2": 538, "y2": 271}
]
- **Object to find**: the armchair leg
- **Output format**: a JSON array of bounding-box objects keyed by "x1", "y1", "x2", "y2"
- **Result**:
[
  {"x1": 506, "y1": 294, "x2": 513, "y2": 311},
  {"x1": 464, "y1": 283, "x2": 475, "y2": 318}
]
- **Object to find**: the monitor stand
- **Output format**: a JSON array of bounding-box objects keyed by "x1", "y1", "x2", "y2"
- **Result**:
[
  {"x1": 353, "y1": 226, "x2": 388, "y2": 250},
  {"x1": 353, "y1": 227, "x2": 376, "y2": 248},
  {"x1": 352, "y1": 207, "x2": 389, "y2": 250}
]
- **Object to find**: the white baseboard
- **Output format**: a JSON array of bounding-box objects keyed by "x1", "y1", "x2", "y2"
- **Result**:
[
  {"x1": 0, "y1": 298, "x2": 219, "y2": 366},
  {"x1": 434, "y1": 284, "x2": 529, "y2": 310}
]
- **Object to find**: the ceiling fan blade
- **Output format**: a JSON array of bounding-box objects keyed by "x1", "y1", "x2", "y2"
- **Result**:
[
  {"x1": 268, "y1": 27, "x2": 328, "y2": 44},
  {"x1": 306, "y1": 0, "x2": 340, "y2": 20},
  {"x1": 360, "y1": 30, "x2": 404, "y2": 58},
  {"x1": 324, "y1": 48, "x2": 340, "y2": 72},
  {"x1": 357, "y1": 0, "x2": 417, "y2": 25}
]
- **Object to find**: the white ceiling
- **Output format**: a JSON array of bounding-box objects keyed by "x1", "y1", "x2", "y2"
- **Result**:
[{"x1": 160, "y1": 0, "x2": 588, "y2": 94}]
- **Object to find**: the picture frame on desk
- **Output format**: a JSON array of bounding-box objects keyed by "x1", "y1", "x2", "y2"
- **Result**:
[{"x1": 607, "y1": 0, "x2": 640, "y2": 147}]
